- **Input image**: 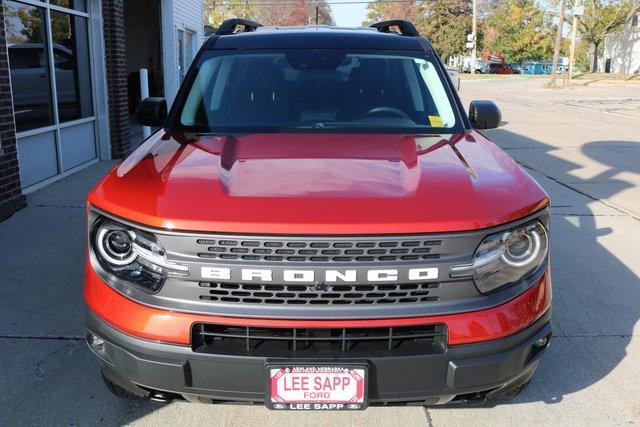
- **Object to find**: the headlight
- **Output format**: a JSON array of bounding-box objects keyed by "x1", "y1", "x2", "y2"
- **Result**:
[
  {"x1": 450, "y1": 218, "x2": 549, "y2": 294},
  {"x1": 91, "y1": 218, "x2": 188, "y2": 292},
  {"x1": 96, "y1": 228, "x2": 136, "y2": 265}
]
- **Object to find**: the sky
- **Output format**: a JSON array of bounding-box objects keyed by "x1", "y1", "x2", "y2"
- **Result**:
[{"x1": 329, "y1": 3, "x2": 369, "y2": 27}]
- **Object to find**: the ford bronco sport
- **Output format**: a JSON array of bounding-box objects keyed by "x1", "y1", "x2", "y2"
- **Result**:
[{"x1": 85, "y1": 19, "x2": 552, "y2": 409}]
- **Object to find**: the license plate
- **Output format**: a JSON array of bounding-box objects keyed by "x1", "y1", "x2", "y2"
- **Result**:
[{"x1": 266, "y1": 364, "x2": 368, "y2": 410}]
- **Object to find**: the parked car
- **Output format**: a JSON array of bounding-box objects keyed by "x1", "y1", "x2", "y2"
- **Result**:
[
  {"x1": 474, "y1": 60, "x2": 489, "y2": 73},
  {"x1": 85, "y1": 19, "x2": 552, "y2": 410},
  {"x1": 476, "y1": 60, "x2": 507, "y2": 74},
  {"x1": 446, "y1": 66, "x2": 460, "y2": 90},
  {"x1": 487, "y1": 63, "x2": 514, "y2": 74},
  {"x1": 462, "y1": 57, "x2": 487, "y2": 74},
  {"x1": 8, "y1": 43, "x2": 76, "y2": 109}
]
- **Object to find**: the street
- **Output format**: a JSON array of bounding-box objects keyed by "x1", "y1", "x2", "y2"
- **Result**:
[{"x1": 1, "y1": 77, "x2": 639, "y2": 426}]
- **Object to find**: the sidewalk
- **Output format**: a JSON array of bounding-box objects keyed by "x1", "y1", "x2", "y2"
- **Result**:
[{"x1": 0, "y1": 161, "x2": 116, "y2": 340}]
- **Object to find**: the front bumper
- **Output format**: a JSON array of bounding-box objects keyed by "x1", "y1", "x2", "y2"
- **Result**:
[{"x1": 86, "y1": 309, "x2": 551, "y2": 405}]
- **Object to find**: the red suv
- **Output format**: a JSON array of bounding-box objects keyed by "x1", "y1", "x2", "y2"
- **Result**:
[
  {"x1": 488, "y1": 63, "x2": 514, "y2": 74},
  {"x1": 85, "y1": 19, "x2": 551, "y2": 410}
]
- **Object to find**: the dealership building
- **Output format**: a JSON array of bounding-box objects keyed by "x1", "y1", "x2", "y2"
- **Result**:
[{"x1": 0, "y1": 0, "x2": 204, "y2": 221}]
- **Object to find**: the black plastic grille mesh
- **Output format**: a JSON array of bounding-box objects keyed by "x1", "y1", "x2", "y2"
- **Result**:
[
  {"x1": 198, "y1": 281, "x2": 441, "y2": 305},
  {"x1": 196, "y1": 238, "x2": 443, "y2": 263},
  {"x1": 192, "y1": 323, "x2": 447, "y2": 356}
]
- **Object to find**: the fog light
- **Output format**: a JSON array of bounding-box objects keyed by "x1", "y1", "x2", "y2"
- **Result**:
[
  {"x1": 91, "y1": 334, "x2": 105, "y2": 350},
  {"x1": 87, "y1": 331, "x2": 105, "y2": 350},
  {"x1": 86, "y1": 330, "x2": 114, "y2": 365},
  {"x1": 534, "y1": 335, "x2": 550, "y2": 348}
]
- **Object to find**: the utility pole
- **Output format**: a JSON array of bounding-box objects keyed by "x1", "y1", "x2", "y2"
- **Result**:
[
  {"x1": 471, "y1": 0, "x2": 477, "y2": 73},
  {"x1": 550, "y1": 0, "x2": 567, "y2": 86},
  {"x1": 568, "y1": 0, "x2": 582, "y2": 80},
  {"x1": 568, "y1": 10, "x2": 578, "y2": 80}
]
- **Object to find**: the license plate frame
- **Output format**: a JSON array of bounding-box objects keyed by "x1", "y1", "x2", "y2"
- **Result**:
[{"x1": 265, "y1": 361, "x2": 368, "y2": 411}]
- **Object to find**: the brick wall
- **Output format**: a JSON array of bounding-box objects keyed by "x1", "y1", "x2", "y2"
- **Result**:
[
  {"x1": 0, "y1": 5, "x2": 26, "y2": 221},
  {"x1": 102, "y1": 0, "x2": 131, "y2": 158}
]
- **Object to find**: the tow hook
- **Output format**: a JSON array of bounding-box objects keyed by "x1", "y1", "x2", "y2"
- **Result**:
[{"x1": 148, "y1": 390, "x2": 178, "y2": 403}]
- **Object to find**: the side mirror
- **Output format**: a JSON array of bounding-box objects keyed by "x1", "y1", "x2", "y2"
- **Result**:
[
  {"x1": 469, "y1": 100, "x2": 501, "y2": 129},
  {"x1": 136, "y1": 97, "x2": 167, "y2": 127}
]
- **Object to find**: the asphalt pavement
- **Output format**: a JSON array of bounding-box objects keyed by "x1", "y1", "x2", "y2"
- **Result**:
[{"x1": 0, "y1": 77, "x2": 639, "y2": 426}]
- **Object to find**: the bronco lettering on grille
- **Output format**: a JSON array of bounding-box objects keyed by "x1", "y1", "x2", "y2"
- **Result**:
[{"x1": 200, "y1": 267, "x2": 438, "y2": 283}]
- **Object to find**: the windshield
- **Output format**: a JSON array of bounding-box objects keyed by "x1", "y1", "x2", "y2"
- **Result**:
[{"x1": 177, "y1": 50, "x2": 463, "y2": 133}]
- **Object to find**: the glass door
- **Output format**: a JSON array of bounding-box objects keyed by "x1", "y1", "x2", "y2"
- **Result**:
[{"x1": 4, "y1": 0, "x2": 98, "y2": 190}]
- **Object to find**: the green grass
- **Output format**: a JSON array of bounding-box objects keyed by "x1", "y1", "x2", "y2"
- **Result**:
[
  {"x1": 459, "y1": 73, "x2": 546, "y2": 80},
  {"x1": 459, "y1": 71, "x2": 639, "y2": 85},
  {"x1": 572, "y1": 72, "x2": 639, "y2": 81}
]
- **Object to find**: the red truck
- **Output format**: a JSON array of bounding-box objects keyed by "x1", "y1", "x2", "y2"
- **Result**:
[{"x1": 84, "y1": 20, "x2": 551, "y2": 410}]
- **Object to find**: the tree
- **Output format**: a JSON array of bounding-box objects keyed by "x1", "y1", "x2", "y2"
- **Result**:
[
  {"x1": 4, "y1": 4, "x2": 70, "y2": 46},
  {"x1": 260, "y1": 0, "x2": 336, "y2": 26},
  {"x1": 363, "y1": 0, "x2": 424, "y2": 26},
  {"x1": 258, "y1": 0, "x2": 313, "y2": 26},
  {"x1": 309, "y1": 1, "x2": 335, "y2": 25},
  {"x1": 205, "y1": 0, "x2": 334, "y2": 28},
  {"x1": 204, "y1": 1, "x2": 260, "y2": 27},
  {"x1": 574, "y1": 37, "x2": 593, "y2": 72},
  {"x1": 483, "y1": 0, "x2": 555, "y2": 63},
  {"x1": 572, "y1": 0, "x2": 640, "y2": 72},
  {"x1": 363, "y1": 0, "x2": 472, "y2": 61},
  {"x1": 420, "y1": 0, "x2": 473, "y2": 60}
]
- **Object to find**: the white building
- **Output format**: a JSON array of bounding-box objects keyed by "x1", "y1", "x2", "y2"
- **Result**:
[{"x1": 602, "y1": 12, "x2": 640, "y2": 75}]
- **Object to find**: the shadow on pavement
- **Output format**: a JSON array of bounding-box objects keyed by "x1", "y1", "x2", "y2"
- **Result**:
[
  {"x1": 431, "y1": 128, "x2": 640, "y2": 409},
  {"x1": 0, "y1": 162, "x2": 163, "y2": 425}
]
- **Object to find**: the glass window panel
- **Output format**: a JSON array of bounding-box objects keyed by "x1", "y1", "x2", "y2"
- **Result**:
[
  {"x1": 49, "y1": 1, "x2": 87, "y2": 12},
  {"x1": 4, "y1": 1, "x2": 54, "y2": 132},
  {"x1": 185, "y1": 30, "x2": 195, "y2": 67},
  {"x1": 51, "y1": 11, "x2": 93, "y2": 122},
  {"x1": 177, "y1": 29, "x2": 185, "y2": 82}
]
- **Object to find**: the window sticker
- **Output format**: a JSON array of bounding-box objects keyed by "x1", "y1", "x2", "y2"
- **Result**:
[{"x1": 428, "y1": 115, "x2": 444, "y2": 127}]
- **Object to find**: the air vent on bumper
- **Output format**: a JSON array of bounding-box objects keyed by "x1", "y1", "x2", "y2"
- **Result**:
[{"x1": 192, "y1": 323, "x2": 447, "y2": 357}]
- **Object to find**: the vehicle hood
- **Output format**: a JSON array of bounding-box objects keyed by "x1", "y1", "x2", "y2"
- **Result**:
[{"x1": 89, "y1": 131, "x2": 549, "y2": 234}]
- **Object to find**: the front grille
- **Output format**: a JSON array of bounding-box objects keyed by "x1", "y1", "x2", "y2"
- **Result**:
[
  {"x1": 198, "y1": 281, "x2": 441, "y2": 305},
  {"x1": 196, "y1": 237, "x2": 443, "y2": 263},
  {"x1": 192, "y1": 323, "x2": 447, "y2": 357}
]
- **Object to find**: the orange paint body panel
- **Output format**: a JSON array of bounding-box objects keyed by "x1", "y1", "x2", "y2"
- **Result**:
[
  {"x1": 84, "y1": 263, "x2": 551, "y2": 346},
  {"x1": 87, "y1": 131, "x2": 549, "y2": 235}
]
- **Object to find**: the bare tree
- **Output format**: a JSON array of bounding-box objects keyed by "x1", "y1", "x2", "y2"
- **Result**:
[{"x1": 205, "y1": 0, "x2": 335, "y2": 27}]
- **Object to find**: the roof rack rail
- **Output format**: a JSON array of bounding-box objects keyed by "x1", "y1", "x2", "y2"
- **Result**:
[
  {"x1": 216, "y1": 18, "x2": 262, "y2": 36},
  {"x1": 370, "y1": 20, "x2": 419, "y2": 37}
]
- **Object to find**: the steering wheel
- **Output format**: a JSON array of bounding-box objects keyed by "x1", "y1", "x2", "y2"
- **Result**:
[{"x1": 359, "y1": 107, "x2": 410, "y2": 119}]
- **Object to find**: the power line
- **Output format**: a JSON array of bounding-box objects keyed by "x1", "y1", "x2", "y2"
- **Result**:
[{"x1": 207, "y1": 0, "x2": 419, "y2": 5}]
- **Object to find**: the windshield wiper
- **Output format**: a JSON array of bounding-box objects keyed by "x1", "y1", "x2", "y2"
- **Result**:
[{"x1": 290, "y1": 122, "x2": 330, "y2": 129}]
